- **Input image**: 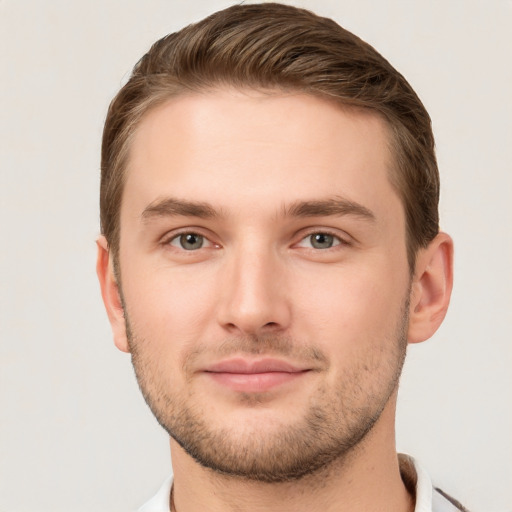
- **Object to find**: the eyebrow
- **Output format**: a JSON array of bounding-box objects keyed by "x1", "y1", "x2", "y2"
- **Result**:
[
  {"x1": 141, "y1": 196, "x2": 375, "y2": 222},
  {"x1": 284, "y1": 198, "x2": 376, "y2": 221},
  {"x1": 141, "y1": 197, "x2": 219, "y2": 221}
]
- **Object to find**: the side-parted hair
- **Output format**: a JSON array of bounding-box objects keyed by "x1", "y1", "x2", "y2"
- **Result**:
[{"x1": 101, "y1": 2, "x2": 439, "y2": 271}]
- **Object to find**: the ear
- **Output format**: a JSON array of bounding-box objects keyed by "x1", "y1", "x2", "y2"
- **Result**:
[
  {"x1": 96, "y1": 235, "x2": 130, "y2": 353},
  {"x1": 408, "y1": 232, "x2": 454, "y2": 344}
]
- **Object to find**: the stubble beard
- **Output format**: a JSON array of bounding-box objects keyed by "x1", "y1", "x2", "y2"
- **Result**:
[{"x1": 124, "y1": 303, "x2": 409, "y2": 484}]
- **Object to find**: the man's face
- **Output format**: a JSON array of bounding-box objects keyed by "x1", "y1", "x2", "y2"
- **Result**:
[{"x1": 115, "y1": 89, "x2": 412, "y2": 481}]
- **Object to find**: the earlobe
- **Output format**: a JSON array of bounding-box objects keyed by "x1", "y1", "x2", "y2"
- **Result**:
[
  {"x1": 408, "y1": 232, "x2": 454, "y2": 344},
  {"x1": 96, "y1": 236, "x2": 130, "y2": 353}
]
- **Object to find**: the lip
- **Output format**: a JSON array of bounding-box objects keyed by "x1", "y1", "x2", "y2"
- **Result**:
[
  {"x1": 206, "y1": 358, "x2": 306, "y2": 374},
  {"x1": 203, "y1": 358, "x2": 311, "y2": 393}
]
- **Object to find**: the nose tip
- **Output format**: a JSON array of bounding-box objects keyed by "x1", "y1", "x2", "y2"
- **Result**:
[{"x1": 223, "y1": 308, "x2": 286, "y2": 336}]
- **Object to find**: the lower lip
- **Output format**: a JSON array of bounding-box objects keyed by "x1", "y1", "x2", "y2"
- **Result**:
[{"x1": 206, "y1": 371, "x2": 308, "y2": 393}]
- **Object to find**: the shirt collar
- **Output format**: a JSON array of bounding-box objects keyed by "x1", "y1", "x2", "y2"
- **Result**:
[
  {"x1": 399, "y1": 453, "x2": 434, "y2": 512},
  {"x1": 139, "y1": 454, "x2": 439, "y2": 512},
  {"x1": 138, "y1": 474, "x2": 173, "y2": 512}
]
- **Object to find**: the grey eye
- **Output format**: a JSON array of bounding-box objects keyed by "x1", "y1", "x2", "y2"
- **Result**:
[
  {"x1": 176, "y1": 233, "x2": 204, "y2": 250},
  {"x1": 309, "y1": 233, "x2": 335, "y2": 249}
]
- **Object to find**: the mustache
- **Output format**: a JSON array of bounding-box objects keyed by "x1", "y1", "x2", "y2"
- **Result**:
[
  {"x1": 182, "y1": 334, "x2": 329, "y2": 369},
  {"x1": 124, "y1": 310, "x2": 329, "y2": 369}
]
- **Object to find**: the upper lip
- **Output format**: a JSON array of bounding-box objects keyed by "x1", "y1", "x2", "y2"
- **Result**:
[{"x1": 204, "y1": 358, "x2": 308, "y2": 374}]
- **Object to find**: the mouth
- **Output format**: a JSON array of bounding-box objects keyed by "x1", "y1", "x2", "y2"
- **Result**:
[{"x1": 202, "y1": 358, "x2": 311, "y2": 393}]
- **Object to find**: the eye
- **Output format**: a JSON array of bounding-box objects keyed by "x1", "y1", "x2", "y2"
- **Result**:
[
  {"x1": 169, "y1": 232, "x2": 209, "y2": 251},
  {"x1": 297, "y1": 232, "x2": 342, "y2": 249}
]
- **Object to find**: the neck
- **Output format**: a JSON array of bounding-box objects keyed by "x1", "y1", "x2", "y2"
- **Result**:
[{"x1": 168, "y1": 399, "x2": 414, "y2": 512}]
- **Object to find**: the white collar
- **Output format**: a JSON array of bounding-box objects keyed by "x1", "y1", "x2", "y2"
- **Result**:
[
  {"x1": 138, "y1": 474, "x2": 173, "y2": 512},
  {"x1": 138, "y1": 454, "x2": 458, "y2": 512}
]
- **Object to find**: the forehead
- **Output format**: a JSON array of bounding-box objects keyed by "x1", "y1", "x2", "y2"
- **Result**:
[{"x1": 122, "y1": 89, "x2": 400, "y2": 222}]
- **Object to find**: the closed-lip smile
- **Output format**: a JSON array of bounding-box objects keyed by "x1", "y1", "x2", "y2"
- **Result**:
[{"x1": 203, "y1": 358, "x2": 311, "y2": 393}]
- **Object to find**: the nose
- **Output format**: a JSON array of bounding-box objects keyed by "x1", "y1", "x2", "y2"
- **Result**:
[{"x1": 216, "y1": 245, "x2": 291, "y2": 336}]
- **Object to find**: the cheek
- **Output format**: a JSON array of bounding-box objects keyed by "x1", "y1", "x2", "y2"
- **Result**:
[
  {"x1": 292, "y1": 263, "x2": 407, "y2": 348},
  {"x1": 120, "y1": 261, "x2": 218, "y2": 350},
  {"x1": 294, "y1": 268, "x2": 408, "y2": 395}
]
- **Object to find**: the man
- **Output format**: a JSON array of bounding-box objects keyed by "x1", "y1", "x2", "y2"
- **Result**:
[{"x1": 96, "y1": 3, "x2": 464, "y2": 511}]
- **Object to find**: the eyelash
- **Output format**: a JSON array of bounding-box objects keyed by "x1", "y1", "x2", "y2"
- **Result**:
[
  {"x1": 162, "y1": 230, "x2": 216, "y2": 251},
  {"x1": 161, "y1": 228, "x2": 350, "y2": 252},
  {"x1": 295, "y1": 229, "x2": 350, "y2": 250}
]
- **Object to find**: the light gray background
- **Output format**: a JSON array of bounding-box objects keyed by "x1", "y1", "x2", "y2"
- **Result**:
[{"x1": 1, "y1": 1, "x2": 511, "y2": 511}]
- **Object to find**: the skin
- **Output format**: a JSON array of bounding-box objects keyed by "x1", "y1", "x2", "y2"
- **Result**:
[{"x1": 97, "y1": 89, "x2": 453, "y2": 512}]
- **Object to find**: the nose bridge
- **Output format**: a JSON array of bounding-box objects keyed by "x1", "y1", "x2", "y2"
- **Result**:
[{"x1": 218, "y1": 238, "x2": 290, "y2": 334}]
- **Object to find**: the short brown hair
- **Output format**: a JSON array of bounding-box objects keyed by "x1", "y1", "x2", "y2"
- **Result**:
[{"x1": 101, "y1": 2, "x2": 439, "y2": 270}]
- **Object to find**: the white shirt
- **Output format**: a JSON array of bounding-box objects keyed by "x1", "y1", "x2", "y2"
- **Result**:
[{"x1": 139, "y1": 455, "x2": 464, "y2": 512}]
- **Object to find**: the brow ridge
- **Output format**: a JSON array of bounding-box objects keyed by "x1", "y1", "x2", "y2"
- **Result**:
[
  {"x1": 141, "y1": 197, "x2": 219, "y2": 221},
  {"x1": 141, "y1": 196, "x2": 375, "y2": 222},
  {"x1": 285, "y1": 198, "x2": 375, "y2": 221}
]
